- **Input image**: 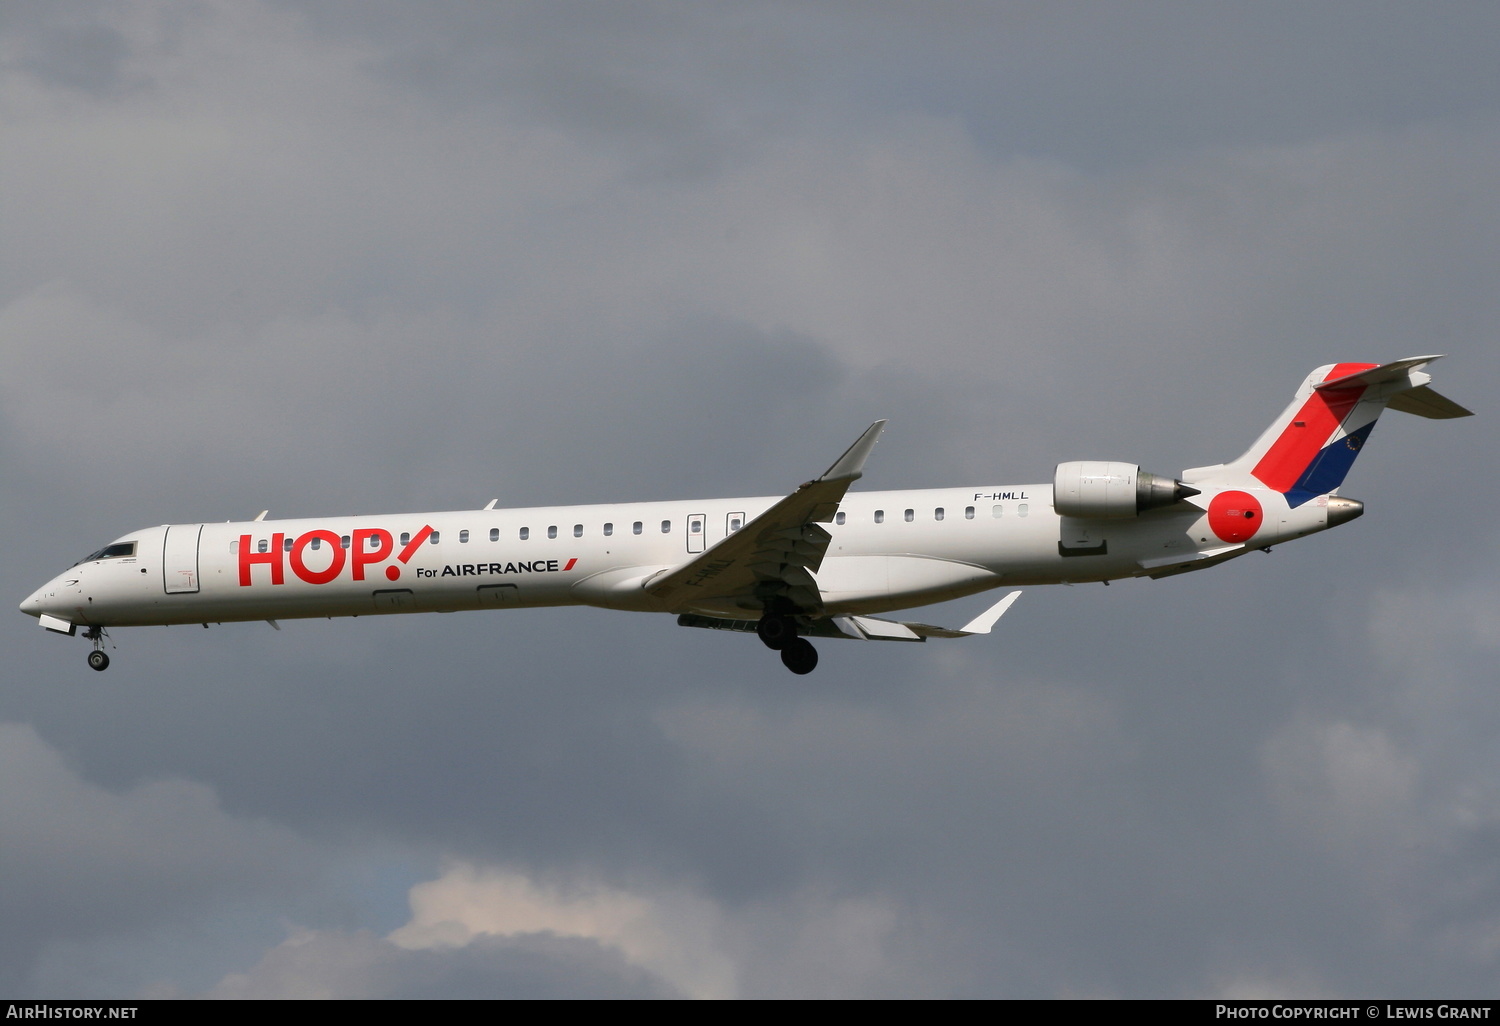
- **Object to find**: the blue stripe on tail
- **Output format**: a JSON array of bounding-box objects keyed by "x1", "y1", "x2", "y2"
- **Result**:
[{"x1": 1283, "y1": 421, "x2": 1377, "y2": 507}]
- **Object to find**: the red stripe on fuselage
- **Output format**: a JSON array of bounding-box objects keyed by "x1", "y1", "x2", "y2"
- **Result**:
[{"x1": 1252, "y1": 363, "x2": 1378, "y2": 492}]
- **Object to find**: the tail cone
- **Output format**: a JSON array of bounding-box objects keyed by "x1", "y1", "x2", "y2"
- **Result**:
[{"x1": 1327, "y1": 496, "x2": 1364, "y2": 526}]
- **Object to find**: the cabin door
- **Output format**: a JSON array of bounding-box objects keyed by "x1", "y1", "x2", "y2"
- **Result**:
[{"x1": 162, "y1": 525, "x2": 202, "y2": 594}]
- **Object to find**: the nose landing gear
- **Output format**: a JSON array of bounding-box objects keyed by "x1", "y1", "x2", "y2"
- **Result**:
[{"x1": 83, "y1": 626, "x2": 111, "y2": 672}]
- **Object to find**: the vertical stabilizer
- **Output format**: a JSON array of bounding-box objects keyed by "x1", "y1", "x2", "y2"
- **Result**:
[{"x1": 1182, "y1": 356, "x2": 1470, "y2": 505}]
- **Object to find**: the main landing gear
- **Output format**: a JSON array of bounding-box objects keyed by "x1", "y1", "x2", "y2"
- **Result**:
[
  {"x1": 757, "y1": 613, "x2": 819, "y2": 675},
  {"x1": 84, "y1": 626, "x2": 110, "y2": 672}
]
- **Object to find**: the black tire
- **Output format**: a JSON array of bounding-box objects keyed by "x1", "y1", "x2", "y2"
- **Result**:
[
  {"x1": 780, "y1": 637, "x2": 818, "y2": 675},
  {"x1": 756, "y1": 615, "x2": 796, "y2": 651},
  {"x1": 87, "y1": 650, "x2": 110, "y2": 672}
]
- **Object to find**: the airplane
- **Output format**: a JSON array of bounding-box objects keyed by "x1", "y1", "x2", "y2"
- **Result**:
[{"x1": 20, "y1": 356, "x2": 1471, "y2": 675}]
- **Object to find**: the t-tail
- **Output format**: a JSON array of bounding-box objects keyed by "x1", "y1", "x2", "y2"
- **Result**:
[{"x1": 1181, "y1": 355, "x2": 1472, "y2": 505}]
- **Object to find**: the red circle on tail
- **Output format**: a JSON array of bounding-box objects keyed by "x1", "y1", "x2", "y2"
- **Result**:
[{"x1": 1208, "y1": 491, "x2": 1263, "y2": 543}]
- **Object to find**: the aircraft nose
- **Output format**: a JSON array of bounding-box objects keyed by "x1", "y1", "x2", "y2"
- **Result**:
[{"x1": 20, "y1": 591, "x2": 43, "y2": 617}]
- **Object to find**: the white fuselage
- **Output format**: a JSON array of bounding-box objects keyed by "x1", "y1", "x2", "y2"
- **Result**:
[{"x1": 22, "y1": 482, "x2": 1331, "y2": 629}]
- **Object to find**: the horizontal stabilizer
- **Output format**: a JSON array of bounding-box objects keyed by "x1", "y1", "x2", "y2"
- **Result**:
[
  {"x1": 1386, "y1": 385, "x2": 1473, "y2": 419},
  {"x1": 1314, "y1": 354, "x2": 1444, "y2": 391}
]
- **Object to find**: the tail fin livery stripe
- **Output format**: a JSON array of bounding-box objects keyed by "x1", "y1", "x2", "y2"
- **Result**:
[
  {"x1": 1251, "y1": 363, "x2": 1377, "y2": 493},
  {"x1": 1283, "y1": 419, "x2": 1378, "y2": 507}
]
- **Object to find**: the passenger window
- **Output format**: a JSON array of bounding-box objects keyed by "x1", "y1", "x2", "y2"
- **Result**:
[
  {"x1": 729, "y1": 517, "x2": 742, "y2": 532},
  {"x1": 340, "y1": 536, "x2": 350, "y2": 549},
  {"x1": 258, "y1": 539, "x2": 269, "y2": 553},
  {"x1": 400, "y1": 532, "x2": 409, "y2": 546},
  {"x1": 690, "y1": 520, "x2": 701, "y2": 534},
  {"x1": 992, "y1": 505, "x2": 1003, "y2": 518},
  {"x1": 459, "y1": 530, "x2": 469, "y2": 543},
  {"x1": 874, "y1": 510, "x2": 884, "y2": 524},
  {"x1": 904, "y1": 509, "x2": 914, "y2": 522},
  {"x1": 283, "y1": 537, "x2": 293, "y2": 551},
  {"x1": 965, "y1": 506, "x2": 975, "y2": 519},
  {"x1": 661, "y1": 520, "x2": 671, "y2": 534},
  {"x1": 489, "y1": 528, "x2": 499, "y2": 542},
  {"x1": 430, "y1": 531, "x2": 440, "y2": 544},
  {"x1": 1018, "y1": 504, "x2": 1029, "y2": 517},
  {"x1": 604, "y1": 523, "x2": 613, "y2": 537},
  {"x1": 633, "y1": 522, "x2": 643, "y2": 535},
  {"x1": 835, "y1": 512, "x2": 846, "y2": 526},
  {"x1": 574, "y1": 524, "x2": 583, "y2": 538},
  {"x1": 934, "y1": 508, "x2": 944, "y2": 521},
  {"x1": 311, "y1": 537, "x2": 322, "y2": 550},
  {"x1": 548, "y1": 526, "x2": 557, "y2": 539},
  {"x1": 230, "y1": 539, "x2": 239, "y2": 553},
  {"x1": 520, "y1": 527, "x2": 530, "y2": 541}
]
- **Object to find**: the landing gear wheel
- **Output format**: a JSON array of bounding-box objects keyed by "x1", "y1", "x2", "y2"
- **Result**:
[
  {"x1": 757, "y1": 615, "x2": 797, "y2": 651},
  {"x1": 780, "y1": 637, "x2": 818, "y2": 675},
  {"x1": 87, "y1": 650, "x2": 110, "y2": 672}
]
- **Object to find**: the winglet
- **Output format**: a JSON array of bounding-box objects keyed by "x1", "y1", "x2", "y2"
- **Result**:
[
  {"x1": 959, "y1": 590, "x2": 1022, "y2": 635},
  {"x1": 819, "y1": 421, "x2": 887, "y2": 482}
]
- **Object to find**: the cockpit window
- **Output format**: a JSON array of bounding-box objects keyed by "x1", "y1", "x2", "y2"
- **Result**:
[{"x1": 76, "y1": 541, "x2": 136, "y2": 564}]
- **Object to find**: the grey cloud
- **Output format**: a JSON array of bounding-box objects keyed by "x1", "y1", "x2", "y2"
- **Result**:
[
  {"x1": 0, "y1": 722, "x2": 315, "y2": 994},
  {"x1": 281, "y1": 0, "x2": 1500, "y2": 168},
  {"x1": 2, "y1": 1, "x2": 138, "y2": 97},
  {"x1": 208, "y1": 928, "x2": 679, "y2": 999}
]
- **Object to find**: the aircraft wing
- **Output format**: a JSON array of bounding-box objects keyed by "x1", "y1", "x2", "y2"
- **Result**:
[
  {"x1": 831, "y1": 589, "x2": 1023, "y2": 640},
  {"x1": 645, "y1": 421, "x2": 886, "y2": 614},
  {"x1": 677, "y1": 591, "x2": 1023, "y2": 641}
]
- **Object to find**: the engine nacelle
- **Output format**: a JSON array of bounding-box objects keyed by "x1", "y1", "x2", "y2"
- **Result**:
[{"x1": 1053, "y1": 461, "x2": 1198, "y2": 519}]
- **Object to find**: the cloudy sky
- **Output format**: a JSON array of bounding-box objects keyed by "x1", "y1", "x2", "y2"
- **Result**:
[{"x1": 2, "y1": 0, "x2": 1498, "y2": 998}]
